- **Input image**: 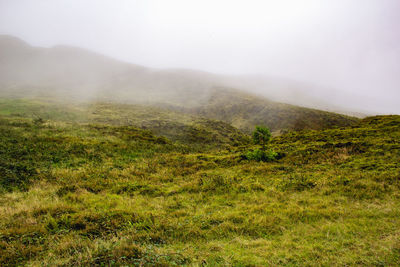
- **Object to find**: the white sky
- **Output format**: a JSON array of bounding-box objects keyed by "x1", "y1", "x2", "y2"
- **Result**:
[{"x1": 0, "y1": 0, "x2": 399, "y2": 113}]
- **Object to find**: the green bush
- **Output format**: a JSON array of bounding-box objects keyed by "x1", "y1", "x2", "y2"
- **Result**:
[
  {"x1": 245, "y1": 126, "x2": 278, "y2": 162},
  {"x1": 252, "y1": 125, "x2": 271, "y2": 150},
  {"x1": 245, "y1": 149, "x2": 278, "y2": 162}
]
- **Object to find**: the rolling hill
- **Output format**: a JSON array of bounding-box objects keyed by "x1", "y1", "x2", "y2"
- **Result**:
[
  {"x1": 0, "y1": 35, "x2": 358, "y2": 133},
  {"x1": 0, "y1": 101, "x2": 399, "y2": 265}
]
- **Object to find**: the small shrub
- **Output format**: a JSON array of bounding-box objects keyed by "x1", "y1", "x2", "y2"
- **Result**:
[
  {"x1": 252, "y1": 125, "x2": 271, "y2": 150},
  {"x1": 245, "y1": 125, "x2": 279, "y2": 162},
  {"x1": 245, "y1": 149, "x2": 278, "y2": 162}
]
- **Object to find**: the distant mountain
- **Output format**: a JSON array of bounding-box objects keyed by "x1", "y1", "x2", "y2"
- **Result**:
[{"x1": 0, "y1": 35, "x2": 358, "y2": 132}]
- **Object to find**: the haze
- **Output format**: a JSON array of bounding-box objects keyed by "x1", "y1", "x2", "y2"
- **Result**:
[{"x1": 0, "y1": 0, "x2": 399, "y2": 114}]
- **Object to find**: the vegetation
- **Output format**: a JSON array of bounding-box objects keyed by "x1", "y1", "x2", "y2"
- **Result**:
[
  {"x1": 245, "y1": 126, "x2": 277, "y2": 162},
  {"x1": 252, "y1": 126, "x2": 271, "y2": 151},
  {"x1": 0, "y1": 97, "x2": 399, "y2": 266},
  {"x1": 0, "y1": 98, "x2": 250, "y2": 148},
  {"x1": 245, "y1": 149, "x2": 278, "y2": 162}
]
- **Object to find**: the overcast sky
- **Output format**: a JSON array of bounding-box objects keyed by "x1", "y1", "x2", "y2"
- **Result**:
[{"x1": 0, "y1": 0, "x2": 399, "y2": 113}]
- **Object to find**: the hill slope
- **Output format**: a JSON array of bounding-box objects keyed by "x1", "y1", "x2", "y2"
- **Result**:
[
  {"x1": 0, "y1": 35, "x2": 358, "y2": 132},
  {"x1": 0, "y1": 98, "x2": 250, "y2": 147},
  {"x1": 0, "y1": 107, "x2": 399, "y2": 265},
  {"x1": 188, "y1": 87, "x2": 358, "y2": 133}
]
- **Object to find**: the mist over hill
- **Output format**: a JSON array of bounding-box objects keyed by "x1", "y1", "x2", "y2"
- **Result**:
[
  {"x1": 0, "y1": 35, "x2": 216, "y2": 106},
  {"x1": 0, "y1": 35, "x2": 359, "y2": 133}
]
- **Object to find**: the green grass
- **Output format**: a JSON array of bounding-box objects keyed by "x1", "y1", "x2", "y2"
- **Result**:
[
  {"x1": 0, "y1": 98, "x2": 399, "y2": 266},
  {"x1": 0, "y1": 98, "x2": 250, "y2": 147}
]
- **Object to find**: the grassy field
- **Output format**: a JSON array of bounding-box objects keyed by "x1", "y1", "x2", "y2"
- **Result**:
[{"x1": 0, "y1": 98, "x2": 399, "y2": 266}]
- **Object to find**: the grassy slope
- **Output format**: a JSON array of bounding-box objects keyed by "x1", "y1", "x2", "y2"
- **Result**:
[
  {"x1": 189, "y1": 88, "x2": 359, "y2": 133},
  {"x1": 0, "y1": 98, "x2": 250, "y2": 147},
  {"x1": 0, "y1": 97, "x2": 399, "y2": 265}
]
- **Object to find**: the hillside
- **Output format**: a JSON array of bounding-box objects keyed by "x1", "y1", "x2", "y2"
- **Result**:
[
  {"x1": 0, "y1": 101, "x2": 399, "y2": 265},
  {"x1": 0, "y1": 35, "x2": 358, "y2": 132},
  {"x1": 188, "y1": 87, "x2": 359, "y2": 133},
  {"x1": 0, "y1": 98, "x2": 249, "y2": 147}
]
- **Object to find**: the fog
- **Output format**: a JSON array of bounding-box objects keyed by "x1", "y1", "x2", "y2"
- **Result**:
[{"x1": 0, "y1": 0, "x2": 399, "y2": 114}]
